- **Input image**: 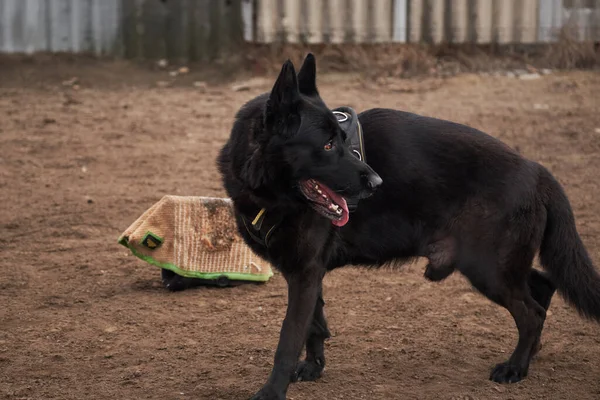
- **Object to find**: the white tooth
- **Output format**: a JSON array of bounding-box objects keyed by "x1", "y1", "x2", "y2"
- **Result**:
[
  {"x1": 336, "y1": 208, "x2": 342, "y2": 215},
  {"x1": 331, "y1": 204, "x2": 339, "y2": 210},
  {"x1": 321, "y1": 194, "x2": 327, "y2": 199},
  {"x1": 317, "y1": 189, "x2": 322, "y2": 194}
]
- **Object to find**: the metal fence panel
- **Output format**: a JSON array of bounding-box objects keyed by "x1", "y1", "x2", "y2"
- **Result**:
[
  {"x1": 406, "y1": 0, "x2": 539, "y2": 44},
  {"x1": 0, "y1": 0, "x2": 243, "y2": 60},
  {"x1": 2, "y1": 0, "x2": 599, "y2": 57},
  {"x1": 247, "y1": 0, "x2": 600, "y2": 44},
  {"x1": 0, "y1": 0, "x2": 121, "y2": 54},
  {"x1": 251, "y1": 0, "x2": 396, "y2": 43}
]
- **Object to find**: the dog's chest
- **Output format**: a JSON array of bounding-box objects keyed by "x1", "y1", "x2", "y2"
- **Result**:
[{"x1": 234, "y1": 210, "x2": 335, "y2": 272}]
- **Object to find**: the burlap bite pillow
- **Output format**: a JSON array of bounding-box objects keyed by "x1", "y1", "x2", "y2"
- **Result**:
[{"x1": 118, "y1": 195, "x2": 274, "y2": 283}]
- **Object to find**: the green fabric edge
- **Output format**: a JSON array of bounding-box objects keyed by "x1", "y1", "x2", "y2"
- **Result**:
[{"x1": 118, "y1": 236, "x2": 273, "y2": 282}]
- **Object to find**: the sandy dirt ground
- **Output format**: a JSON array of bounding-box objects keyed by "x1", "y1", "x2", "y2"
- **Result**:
[{"x1": 1, "y1": 59, "x2": 599, "y2": 400}]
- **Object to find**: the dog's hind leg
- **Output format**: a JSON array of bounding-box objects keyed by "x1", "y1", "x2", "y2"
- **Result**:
[
  {"x1": 528, "y1": 269, "x2": 556, "y2": 312},
  {"x1": 292, "y1": 286, "x2": 331, "y2": 382},
  {"x1": 488, "y1": 284, "x2": 546, "y2": 383},
  {"x1": 528, "y1": 269, "x2": 556, "y2": 356},
  {"x1": 458, "y1": 239, "x2": 546, "y2": 383}
]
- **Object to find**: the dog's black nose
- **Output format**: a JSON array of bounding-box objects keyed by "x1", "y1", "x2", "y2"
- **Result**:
[{"x1": 367, "y1": 173, "x2": 383, "y2": 191}]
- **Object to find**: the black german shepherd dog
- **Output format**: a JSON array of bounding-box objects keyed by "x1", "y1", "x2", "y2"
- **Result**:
[{"x1": 217, "y1": 54, "x2": 600, "y2": 399}]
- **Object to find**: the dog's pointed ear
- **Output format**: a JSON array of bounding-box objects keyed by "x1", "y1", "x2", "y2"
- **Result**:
[
  {"x1": 268, "y1": 59, "x2": 300, "y2": 112},
  {"x1": 265, "y1": 60, "x2": 302, "y2": 137},
  {"x1": 297, "y1": 53, "x2": 318, "y2": 96}
]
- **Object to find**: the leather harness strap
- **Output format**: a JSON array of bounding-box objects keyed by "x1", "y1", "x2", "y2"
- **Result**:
[{"x1": 331, "y1": 106, "x2": 366, "y2": 212}]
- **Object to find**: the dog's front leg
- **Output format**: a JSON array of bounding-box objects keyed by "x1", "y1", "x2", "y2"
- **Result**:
[
  {"x1": 292, "y1": 284, "x2": 330, "y2": 382},
  {"x1": 250, "y1": 266, "x2": 324, "y2": 400}
]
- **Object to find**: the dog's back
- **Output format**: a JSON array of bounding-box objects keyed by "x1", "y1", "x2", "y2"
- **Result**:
[
  {"x1": 358, "y1": 108, "x2": 528, "y2": 204},
  {"x1": 338, "y1": 108, "x2": 539, "y2": 265}
]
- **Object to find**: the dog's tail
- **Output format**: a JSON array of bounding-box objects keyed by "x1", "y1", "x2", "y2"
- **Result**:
[{"x1": 539, "y1": 166, "x2": 600, "y2": 321}]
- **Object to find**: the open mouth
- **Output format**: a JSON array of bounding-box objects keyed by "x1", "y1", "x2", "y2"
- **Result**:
[{"x1": 299, "y1": 179, "x2": 350, "y2": 227}]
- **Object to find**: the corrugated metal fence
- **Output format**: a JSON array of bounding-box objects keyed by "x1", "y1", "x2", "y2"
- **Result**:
[
  {"x1": 248, "y1": 0, "x2": 600, "y2": 44},
  {"x1": 0, "y1": 0, "x2": 121, "y2": 54},
  {"x1": 1, "y1": 0, "x2": 599, "y2": 59},
  {"x1": 0, "y1": 0, "x2": 243, "y2": 60}
]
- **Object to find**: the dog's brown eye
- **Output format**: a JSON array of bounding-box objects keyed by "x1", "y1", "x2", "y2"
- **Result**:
[{"x1": 324, "y1": 140, "x2": 334, "y2": 151}]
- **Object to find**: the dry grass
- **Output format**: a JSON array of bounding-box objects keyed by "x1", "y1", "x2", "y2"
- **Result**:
[
  {"x1": 539, "y1": 26, "x2": 600, "y2": 69},
  {"x1": 1, "y1": 28, "x2": 596, "y2": 86},
  {"x1": 239, "y1": 31, "x2": 599, "y2": 80},
  {"x1": 240, "y1": 43, "x2": 438, "y2": 78}
]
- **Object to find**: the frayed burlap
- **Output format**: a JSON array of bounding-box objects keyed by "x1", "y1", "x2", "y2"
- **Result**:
[{"x1": 118, "y1": 195, "x2": 273, "y2": 282}]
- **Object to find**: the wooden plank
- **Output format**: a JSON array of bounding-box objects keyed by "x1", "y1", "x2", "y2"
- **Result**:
[
  {"x1": 164, "y1": 0, "x2": 187, "y2": 62},
  {"x1": 223, "y1": 0, "x2": 233, "y2": 50},
  {"x1": 187, "y1": 0, "x2": 199, "y2": 60},
  {"x1": 189, "y1": 0, "x2": 209, "y2": 61},
  {"x1": 121, "y1": 0, "x2": 143, "y2": 59},
  {"x1": 206, "y1": 0, "x2": 222, "y2": 59},
  {"x1": 226, "y1": 0, "x2": 244, "y2": 50},
  {"x1": 141, "y1": 0, "x2": 166, "y2": 60}
]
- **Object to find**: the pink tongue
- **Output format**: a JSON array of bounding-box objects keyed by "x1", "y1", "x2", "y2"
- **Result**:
[{"x1": 325, "y1": 190, "x2": 349, "y2": 227}]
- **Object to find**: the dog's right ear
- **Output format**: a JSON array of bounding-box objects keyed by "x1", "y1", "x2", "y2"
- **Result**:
[
  {"x1": 267, "y1": 59, "x2": 300, "y2": 114},
  {"x1": 265, "y1": 60, "x2": 301, "y2": 136},
  {"x1": 297, "y1": 53, "x2": 318, "y2": 96}
]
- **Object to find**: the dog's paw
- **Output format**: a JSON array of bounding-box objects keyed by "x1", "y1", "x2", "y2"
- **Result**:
[
  {"x1": 249, "y1": 387, "x2": 285, "y2": 400},
  {"x1": 489, "y1": 362, "x2": 528, "y2": 383},
  {"x1": 292, "y1": 359, "x2": 324, "y2": 382}
]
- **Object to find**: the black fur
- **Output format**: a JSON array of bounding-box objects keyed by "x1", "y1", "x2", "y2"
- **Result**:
[{"x1": 217, "y1": 54, "x2": 600, "y2": 400}]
